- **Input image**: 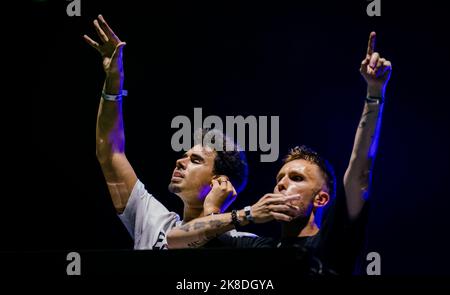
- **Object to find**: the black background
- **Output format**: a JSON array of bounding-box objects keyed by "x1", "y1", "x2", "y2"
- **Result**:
[{"x1": 21, "y1": 0, "x2": 450, "y2": 276}]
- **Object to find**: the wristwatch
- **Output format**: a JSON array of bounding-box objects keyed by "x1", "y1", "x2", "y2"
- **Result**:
[{"x1": 244, "y1": 206, "x2": 254, "y2": 223}]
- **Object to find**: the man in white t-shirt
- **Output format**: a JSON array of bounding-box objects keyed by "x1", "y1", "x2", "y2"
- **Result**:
[{"x1": 84, "y1": 15, "x2": 250, "y2": 249}]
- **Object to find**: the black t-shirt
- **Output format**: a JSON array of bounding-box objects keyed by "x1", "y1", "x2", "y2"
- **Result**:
[{"x1": 204, "y1": 186, "x2": 369, "y2": 275}]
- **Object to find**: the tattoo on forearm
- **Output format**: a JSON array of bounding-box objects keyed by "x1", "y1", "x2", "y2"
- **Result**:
[
  {"x1": 193, "y1": 221, "x2": 207, "y2": 230},
  {"x1": 359, "y1": 169, "x2": 371, "y2": 192},
  {"x1": 187, "y1": 240, "x2": 205, "y2": 248},
  {"x1": 358, "y1": 110, "x2": 375, "y2": 129},
  {"x1": 362, "y1": 110, "x2": 375, "y2": 117},
  {"x1": 209, "y1": 219, "x2": 229, "y2": 228},
  {"x1": 179, "y1": 218, "x2": 228, "y2": 234},
  {"x1": 179, "y1": 217, "x2": 232, "y2": 248},
  {"x1": 179, "y1": 224, "x2": 191, "y2": 232},
  {"x1": 187, "y1": 232, "x2": 220, "y2": 248},
  {"x1": 185, "y1": 220, "x2": 229, "y2": 248}
]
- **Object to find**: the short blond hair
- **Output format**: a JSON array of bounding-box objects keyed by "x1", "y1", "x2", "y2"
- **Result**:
[{"x1": 284, "y1": 145, "x2": 336, "y2": 199}]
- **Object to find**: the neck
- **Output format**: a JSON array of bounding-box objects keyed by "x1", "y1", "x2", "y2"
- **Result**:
[{"x1": 281, "y1": 211, "x2": 320, "y2": 238}]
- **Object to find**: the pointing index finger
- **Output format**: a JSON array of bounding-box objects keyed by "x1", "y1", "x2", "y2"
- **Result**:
[{"x1": 366, "y1": 31, "x2": 376, "y2": 57}]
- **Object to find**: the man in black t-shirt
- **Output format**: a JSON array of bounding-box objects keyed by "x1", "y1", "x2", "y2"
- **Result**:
[
  {"x1": 200, "y1": 183, "x2": 370, "y2": 275},
  {"x1": 167, "y1": 32, "x2": 391, "y2": 274}
]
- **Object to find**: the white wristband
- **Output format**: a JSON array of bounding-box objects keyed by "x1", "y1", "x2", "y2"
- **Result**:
[{"x1": 102, "y1": 89, "x2": 128, "y2": 102}]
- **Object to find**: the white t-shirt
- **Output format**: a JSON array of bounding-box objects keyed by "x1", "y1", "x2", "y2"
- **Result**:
[
  {"x1": 119, "y1": 179, "x2": 256, "y2": 250},
  {"x1": 119, "y1": 179, "x2": 181, "y2": 249}
]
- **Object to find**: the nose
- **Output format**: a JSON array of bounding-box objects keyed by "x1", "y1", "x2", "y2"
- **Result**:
[
  {"x1": 276, "y1": 176, "x2": 288, "y2": 193},
  {"x1": 176, "y1": 157, "x2": 187, "y2": 170}
]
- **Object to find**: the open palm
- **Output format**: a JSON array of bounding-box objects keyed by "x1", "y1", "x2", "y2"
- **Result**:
[{"x1": 83, "y1": 15, "x2": 126, "y2": 75}]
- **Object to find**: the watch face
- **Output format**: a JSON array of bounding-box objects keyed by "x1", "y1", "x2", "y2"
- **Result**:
[{"x1": 244, "y1": 207, "x2": 253, "y2": 221}]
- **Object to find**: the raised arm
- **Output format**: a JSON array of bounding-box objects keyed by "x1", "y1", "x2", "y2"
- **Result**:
[
  {"x1": 84, "y1": 15, "x2": 137, "y2": 213},
  {"x1": 344, "y1": 32, "x2": 392, "y2": 220}
]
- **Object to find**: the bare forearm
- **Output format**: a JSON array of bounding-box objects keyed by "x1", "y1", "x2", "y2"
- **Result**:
[
  {"x1": 167, "y1": 210, "x2": 248, "y2": 249},
  {"x1": 96, "y1": 99, "x2": 137, "y2": 213},
  {"x1": 344, "y1": 98, "x2": 384, "y2": 218},
  {"x1": 347, "y1": 101, "x2": 382, "y2": 169},
  {"x1": 96, "y1": 98, "x2": 125, "y2": 161}
]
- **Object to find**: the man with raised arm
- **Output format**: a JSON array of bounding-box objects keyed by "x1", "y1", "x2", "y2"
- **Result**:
[
  {"x1": 83, "y1": 15, "x2": 275, "y2": 249},
  {"x1": 167, "y1": 32, "x2": 391, "y2": 274}
]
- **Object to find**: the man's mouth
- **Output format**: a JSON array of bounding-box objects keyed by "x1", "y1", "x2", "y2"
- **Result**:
[{"x1": 172, "y1": 170, "x2": 185, "y2": 179}]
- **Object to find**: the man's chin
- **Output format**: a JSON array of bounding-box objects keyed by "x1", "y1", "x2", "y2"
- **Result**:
[{"x1": 168, "y1": 183, "x2": 182, "y2": 193}]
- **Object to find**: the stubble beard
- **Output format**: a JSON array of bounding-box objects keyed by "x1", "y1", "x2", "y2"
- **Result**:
[{"x1": 168, "y1": 182, "x2": 182, "y2": 194}]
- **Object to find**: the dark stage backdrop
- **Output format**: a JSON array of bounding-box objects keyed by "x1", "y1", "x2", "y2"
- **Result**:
[{"x1": 24, "y1": 0, "x2": 450, "y2": 275}]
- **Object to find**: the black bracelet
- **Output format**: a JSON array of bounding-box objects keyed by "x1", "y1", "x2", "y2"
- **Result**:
[
  {"x1": 365, "y1": 96, "x2": 384, "y2": 105},
  {"x1": 231, "y1": 210, "x2": 241, "y2": 227}
]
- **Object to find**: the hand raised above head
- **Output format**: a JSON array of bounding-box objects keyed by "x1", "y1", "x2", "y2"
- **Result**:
[
  {"x1": 360, "y1": 32, "x2": 392, "y2": 97},
  {"x1": 83, "y1": 15, "x2": 127, "y2": 78}
]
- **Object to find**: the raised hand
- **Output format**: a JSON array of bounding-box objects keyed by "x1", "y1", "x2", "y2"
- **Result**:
[
  {"x1": 83, "y1": 15, "x2": 126, "y2": 94},
  {"x1": 360, "y1": 32, "x2": 392, "y2": 98},
  {"x1": 203, "y1": 176, "x2": 237, "y2": 215}
]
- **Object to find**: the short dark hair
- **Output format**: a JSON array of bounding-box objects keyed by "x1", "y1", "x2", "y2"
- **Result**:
[
  {"x1": 196, "y1": 128, "x2": 248, "y2": 194},
  {"x1": 283, "y1": 145, "x2": 336, "y2": 199}
]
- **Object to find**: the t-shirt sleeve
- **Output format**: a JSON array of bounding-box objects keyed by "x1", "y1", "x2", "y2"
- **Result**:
[
  {"x1": 118, "y1": 179, "x2": 181, "y2": 250},
  {"x1": 317, "y1": 186, "x2": 370, "y2": 274}
]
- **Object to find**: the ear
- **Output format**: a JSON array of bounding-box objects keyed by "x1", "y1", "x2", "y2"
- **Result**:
[{"x1": 313, "y1": 191, "x2": 330, "y2": 208}]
